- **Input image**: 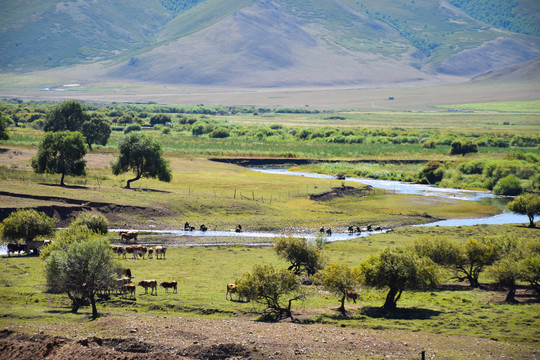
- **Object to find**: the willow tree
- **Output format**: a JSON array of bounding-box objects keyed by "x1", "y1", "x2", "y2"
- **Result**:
[{"x1": 111, "y1": 132, "x2": 172, "y2": 189}]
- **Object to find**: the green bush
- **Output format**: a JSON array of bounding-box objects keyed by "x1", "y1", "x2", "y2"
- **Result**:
[
  {"x1": 70, "y1": 212, "x2": 109, "y2": 235},
  {"x1": 124, "y1": 124, "x2": 141, "y2": 134},
  {"x1": 493, "y1": 175, "x2": 523, "y2": 196}
]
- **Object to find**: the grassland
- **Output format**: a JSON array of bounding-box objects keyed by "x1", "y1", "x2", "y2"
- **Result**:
[
  {"x1": 0, "y1": 225, "x2": 538, "y2": 354},
  {"x1": 0, "y1": 99, "x2": 539, "y2": 358}
]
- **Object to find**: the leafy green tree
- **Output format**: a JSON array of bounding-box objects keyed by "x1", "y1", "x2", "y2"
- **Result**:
[
  {"x1": 316, "y1": 263, "x2": 361, "y2": 314},
  {"x1": 111, "y1": 132, "x2": 172, "y2": 189},
  {"x1": 44, "y1": 234, "x2": 119, "y2": 319},
  {"x1": 493, "y1": 175, "x2": 522, "y2": 196},
  {"x1": 149, "y1": 114, "x2": 171, "y2": 126},
  {"x1": 81, "y1": 113, "x2": 111, "y2": 151},
  {"x1": 236, "y1": 264, "x2": 304, "y2": 320},
  {"x1": 507, "y1": 193, "x2": 540, "y2": 227},
  {"x1": 0, "y1": 209, "x2": 57, "y2": 243},
  {"x1": 489, "y1": 254, "x2": 523, "y2": 303},
  {"x1": 32, "y1": 131, "x2": 87, "y2": 186},
  {"x1": 359, "y1": 247, "x2": 438, "y2": 311},
  {"x1": 0, "y1": 111, "x2": 9, "y2": 141},
  {"x1": 43, "y1": 100, "x2": 87, "y2": 132},
  {"x1": 274, "y1": 235, "x2": 325, "y2": 276},
  {"x1": 450, "y1": 140, "x2": 478, "y2": 156},
  {"x1": 71, "y1": 212, "x2": 109, "y2": 235},
  {"x1": 520, "y1": 254, "x2": 540, "y2": 295}
]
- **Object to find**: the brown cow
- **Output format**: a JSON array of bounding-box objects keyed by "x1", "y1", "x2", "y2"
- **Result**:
[
  {"x1": 155, "y1": 246, "x2": 166, "y2": 260},
  {"x1": 116, "y1": 277, "x2": 131, "y2": 295},
  {"x1": 226, "y1": 283, "x2": 238, "y2": 300},
  {"x1": 138, "y1": 280, "x2": 158, "y2": 295},
  {"x1": 160, "y1": 281, "x2": 177, "y2": 294},
  {"x1": 346, "y1": 290, "x2": 359, "y2": 304},
  {"x1": 119, "y1": 231, "x2": 138, "y2": 243},
  {"x1": 7, "y1": 243, "x2": 27, "y2": 257},
  {"x1": 147, "y1": 247, "x2": 154, "y2": 259},
  {"x1": 121, "y1": 284, "x2": 136, "y2": 298},
  {"x1": 135, "y1": 246, "x2": 147, "y2": 259}
]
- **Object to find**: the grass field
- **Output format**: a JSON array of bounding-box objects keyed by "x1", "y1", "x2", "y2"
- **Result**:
[{"x1": 0, "y1": 225, "x2": 538, "y2": 348}]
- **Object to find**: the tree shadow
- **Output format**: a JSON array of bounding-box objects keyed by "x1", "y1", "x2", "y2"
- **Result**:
[
  {"x1": 38, "y1": 183, "x2": 88, "y2": 190},
  {"x1": 359, "y1": 306, "x2": 442, "y2": 320},
  {"x1": 125, "y1": 188, "x2": 171, "y2": 193},
  {"x1": 0, "y1": 148, "x2": 8, "y2": 154}
]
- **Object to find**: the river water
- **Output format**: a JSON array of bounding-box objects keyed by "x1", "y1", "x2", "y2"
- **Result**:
[{"x1": 0, "y1": 167, "x2": 529, "y2": 254}]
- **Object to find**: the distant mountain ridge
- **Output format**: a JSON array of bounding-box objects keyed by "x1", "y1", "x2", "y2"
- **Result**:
[{"x1": 1, "y1": 0, "x2": 539, "y2": 87}]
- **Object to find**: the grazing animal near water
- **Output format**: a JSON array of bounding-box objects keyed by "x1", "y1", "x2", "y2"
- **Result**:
[
  {"x1": 155, "y1": 245, "x2": 167, "y2": 260},
  {"x1": 184, "y1": 222, "x2": 191, "y2": 231},
  {"x1": 160, "y1": 281, "x2": 177, "y2": 294},
  {"x1": 138, "y1": 280, "x2": 158, "y2": 295},
  {"x1": 319, "y1": 226, "x2": 325, "y2": 234},
  {"x1": 355, "y1": 226, "x2": 361, "y2": 234},
  {"x1": 119, "y1": 231, "x2": 138, "y2": 242},
  {"x1": 226, "y1": 283, "x2": 238, "y2": 300},
  {"x1": 235, "y1": 224, "x2": 242, "y2": 233},
  {"x1": 348, "y1": 226, "x2": 354, "y2": 235},
  {"x1": 326, "y1": 228, "x2": 332, "y2": 236},
  {"x1": 7, "y1": 243, "x2": 27, "y2": 257},
  {"x1": 346, "y1": 290, "x2": 359, "y2": 303},
  {"x1": 200, "y1": 224, "x2": 208, "y2": 232}
]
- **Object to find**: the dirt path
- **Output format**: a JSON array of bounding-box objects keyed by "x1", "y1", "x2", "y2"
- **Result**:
[{"x1": 2, "y1": 314, "x2": 538, "y2": 359}]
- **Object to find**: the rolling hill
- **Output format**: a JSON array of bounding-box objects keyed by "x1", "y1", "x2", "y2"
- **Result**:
[{"x1": 1, "y1": 0, "x2": 539, "y2": 88}]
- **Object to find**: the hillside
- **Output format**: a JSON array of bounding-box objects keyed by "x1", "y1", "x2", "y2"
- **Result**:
[{"x1": 1, "y1": 0, "x2": 540, "y2": 87}]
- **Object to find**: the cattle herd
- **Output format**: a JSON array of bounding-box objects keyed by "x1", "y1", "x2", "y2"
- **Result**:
[{"x1": 111, "y1": 244, "x2": 166, "y2": 260}]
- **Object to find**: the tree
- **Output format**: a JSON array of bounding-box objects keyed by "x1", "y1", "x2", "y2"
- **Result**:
[
  {"x1": 236, "y1": 264, "x2": 304, "y2": 320},
  {"x1": 44, "y1": 234, "x2": 119, "y2": 319},
  {"x1": 81, "y1": 113, "x2": 111, "y2": 151},
  {"x1": 0, "y1": 111, "x2": 9, "y2": 141},
  {"x1": 43, "y1": 100, "x2": 87, "y2": 132},
  {"x1": 71, "y1": 212, "x2": 109, "y2": 235},
  {"x1": 316, "y1": 263, "x2": 361, "y2": 314},
  {"x1": 112, "y1": 132, "x2": 172, "y2": 189},
  {"x1": 450, "y1": 140, "x2": 477, "y2": 156},
  {"x1": 274, "y1": 235, "x2": 325, "y2": 276},
  {"x1": 507, "y1": 193, "x2": 540, "y2": 227},
  {"x1": 32, "y1": 131, "x2": 87, "y2": 186},
  {"x1": 149, "y1": 114, "x2": 171, "y2": 126},
  {"x1": 359, "y1": 247, "x2": 438, "y2": 311},
  {"x1": 0, "y1": 209, "x2": 57, "y2": 243}
]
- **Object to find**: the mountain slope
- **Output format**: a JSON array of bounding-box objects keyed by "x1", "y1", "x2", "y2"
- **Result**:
[{"x1": 1, "y1": 0, "x2": 539, "y2": 87}]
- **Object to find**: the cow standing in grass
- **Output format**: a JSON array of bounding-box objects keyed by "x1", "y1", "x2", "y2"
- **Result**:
[
  {"x1": 160, "y1": 281, "x2": 177, "y2": 294},
  {"x1": 138, "y1": 280, "x2": 158, "y2": 295}
]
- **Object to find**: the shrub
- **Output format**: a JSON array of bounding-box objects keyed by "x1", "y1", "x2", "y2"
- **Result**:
[
  {"x1": 70, "y1": 212, "x2": 109, "y2": 235},
  {"x1": 124, "y1": 124, "x2": 141, "y2": 134},
  {"x1": 493, "y1": 175, "x2": 523, "y2": 196},
  {"x1": 209, "y1": 128, "x2": 230, "y2": 138}
]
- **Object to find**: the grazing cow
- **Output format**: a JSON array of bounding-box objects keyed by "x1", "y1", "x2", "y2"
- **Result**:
[
  {"x1": 135, "y1": 246, "x2": 147, "y2": 259},
  {"x1": 121, "y1": 246, "x2": 137, "y2": 259},
  {"x1": 366, "y1": 224, "x2": 372, "y2": 231},
  {"x1": 155, "y1": 245, "x2": 166, "y2": 260},
  {"x1": 346, "y1": 290, "x2": 359, "y2": 304},
  {"x1": 348, "y1": 226, "x2": 354, "y2": 235},
  {"x1": 326, "y1": 228, "x2": 332, "y2": 236},
  {"x1": 200, "y1": 224, "x2": 208, "y2": 232},
  {"x1": 235, "y1": 224, "x2": 242, "y2": 233},
  {"x1": 125, "y1": 268, "x2": 133, "y2": 280},
  {"x1": 138, "y1": 280, "x2": 158, "y2": 295},
  {"x1": 121, "y1": 284, "x2": 136, "y2": 298},
  {"x1": 355, "y1": 226, "x2": 361, "y2": 234},
  {"x1": 160, "y1": 281, "x2": 177, "y2": 294},
  {"x1": 7, "y1": 243, "x2": 27, "y2": 257},
  {"x1": 116, "y1": 277, "x2": 132, "y2": 295},
  {"x1": 184, "y1": 222, "x2": 191, "y2": 231},
  {"x1": 147, "y1": 247, "x2": 154, "y2": 259},
  {"x1": 226, "y1": 283, "x2": 238, "y2": 300},
  {"x1": 119, "y1": 231, "x2": 138, "y2": 243},
  {"x1": 319, "y1": 226, "x2": 325, "y2": 234},
  {"x1": 374, "y1": 226, "x2": 382, "y2": 231}
]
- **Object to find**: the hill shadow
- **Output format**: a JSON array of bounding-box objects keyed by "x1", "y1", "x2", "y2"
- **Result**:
[{"x1": 359, "y1": 306, "x2": 442, "y2": 320}]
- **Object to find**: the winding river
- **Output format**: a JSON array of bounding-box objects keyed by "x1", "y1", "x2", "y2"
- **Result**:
[{"x1": 0, "y1": 167, "x2": 529, "y2": 254}]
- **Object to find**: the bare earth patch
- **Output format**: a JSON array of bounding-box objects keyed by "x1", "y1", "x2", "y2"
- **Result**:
[{"x1": 1, "y1": 314, "x2": 538, "y2": 359}]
